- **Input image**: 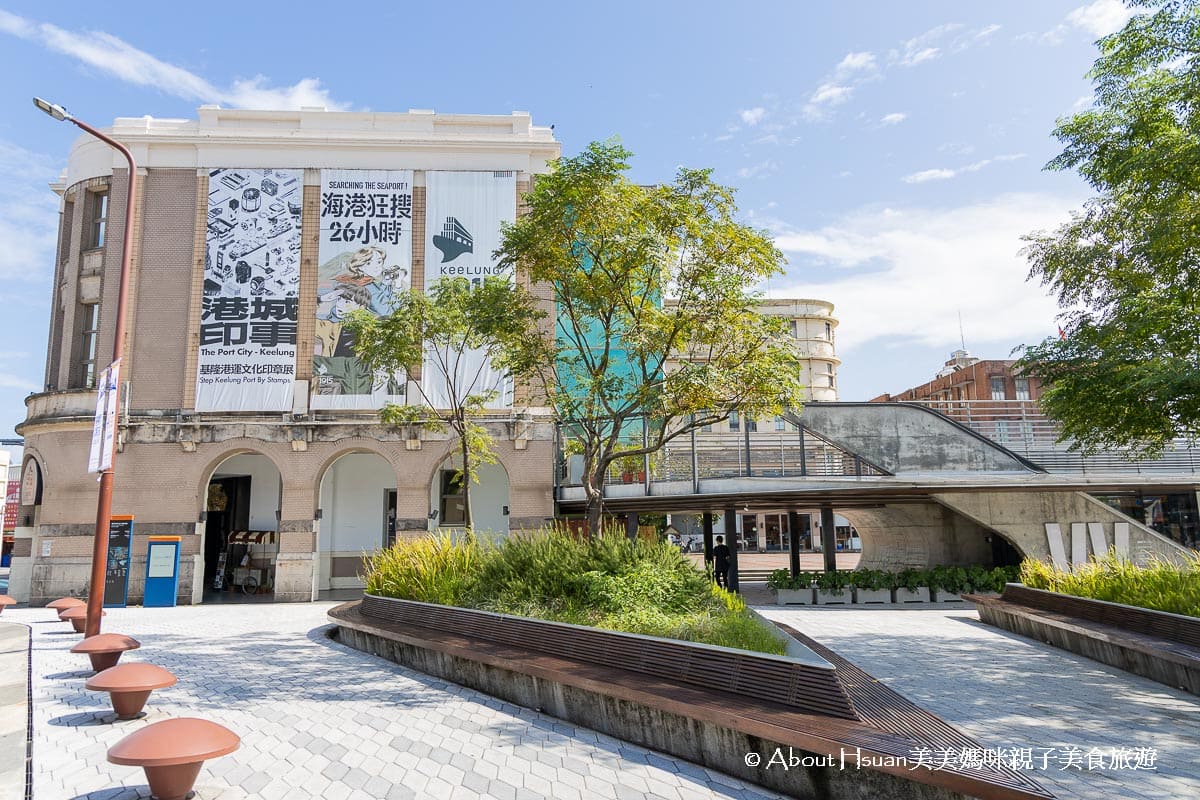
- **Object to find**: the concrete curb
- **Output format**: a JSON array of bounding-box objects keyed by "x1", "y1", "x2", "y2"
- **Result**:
[{"x1": 0, "y1": 621, "x2": 31, "y2": 800}]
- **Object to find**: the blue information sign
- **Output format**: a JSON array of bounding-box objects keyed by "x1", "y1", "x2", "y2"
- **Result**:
[{"x1": 143, "y1": 537, "x2": 181, "y2": 608}]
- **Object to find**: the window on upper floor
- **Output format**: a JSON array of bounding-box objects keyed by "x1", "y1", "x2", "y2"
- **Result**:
[
  {"x1": 990, "y1": 376, "x2": 1006, "y2": 401},
  {"x1": 789, "y1": 320, "x2": 798, "y2": 338},
  {"x1": 824, "y1": 321, "x2": 832, "y2": 341},
  {"x1": 1015, "y1": 378, "x2": 1030, "y2": 401},
  {"x1": 729, "y1": 411, "x2": 740, "y2": 432},
  {"x1": 77, "y1": 303, "x2": 100, "y2": 389},
  {"x1": 88, "y1": 191, "x2": 108, "y2": 250}
]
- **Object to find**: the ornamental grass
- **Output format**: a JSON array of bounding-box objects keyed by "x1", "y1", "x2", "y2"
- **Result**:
[
  {"x1": 1018, "y1": 551, "x2": 1200, "y2": 618},
  {"x1": 362, "y1": 528, "x2": 785, "y2": 655}
]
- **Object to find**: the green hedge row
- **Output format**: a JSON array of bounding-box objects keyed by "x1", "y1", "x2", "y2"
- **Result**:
[
  {"x1": 1019, "y1": 552, "x2": 1200, "y2": 618},
  {"x1": 766, "y1": 564, "x2": 1020, "y2": 594}
]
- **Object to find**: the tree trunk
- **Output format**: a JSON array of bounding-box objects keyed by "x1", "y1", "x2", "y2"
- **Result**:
[
  {"x1": 584, "y1": 464, "x2": 606, "y2": 537},
  {"x1": 461, "y1": 433, "x2": 474, "y2": 537}
]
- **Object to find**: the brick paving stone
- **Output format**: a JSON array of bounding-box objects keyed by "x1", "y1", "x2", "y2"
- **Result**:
[
  {"x1": 759, "y1": 603, "x2": 1200, "y2": 800},
  {"x1": 10, "y1": 603, "x2": 786, "y2": 800}
]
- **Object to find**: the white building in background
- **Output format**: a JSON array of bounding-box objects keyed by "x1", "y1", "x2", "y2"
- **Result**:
[{"x1": 761, "y1": 298, "x2": 839, "y2": 403}]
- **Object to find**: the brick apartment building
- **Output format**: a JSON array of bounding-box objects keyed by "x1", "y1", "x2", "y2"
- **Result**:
[
  {"x1": 9, "y1": 107, "x2": 561, "y2": 605},
  {"x1": 869, "y1": 349, "x2": 1042, "y2": 405}
]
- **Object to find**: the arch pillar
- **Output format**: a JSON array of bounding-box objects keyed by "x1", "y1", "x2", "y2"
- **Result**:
[{"x1": 277, "y1": 478, "x2": 319, "y2": 601}]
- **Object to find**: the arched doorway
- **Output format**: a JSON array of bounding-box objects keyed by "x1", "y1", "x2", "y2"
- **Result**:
[
  {"x1": 203, "y1": 453, "x2": 281, "y2": 600},
  {"x1": 318, "y1": 452, "x2": 396, "y2": 591},
  {"x1": 427, "y1": 458, "x2": 510, "y2": 540}
]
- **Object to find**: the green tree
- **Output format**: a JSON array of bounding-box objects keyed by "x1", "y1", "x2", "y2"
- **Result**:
[
  {"x1": 1017, "y1": 0, "x2": 1200, "y2": 454},
  {"x1": 495, "y1": 141, "x2": 805, "y2": 534},
  {"x1": 345, "y1": 276, "x2": 543, "y2": 532}
]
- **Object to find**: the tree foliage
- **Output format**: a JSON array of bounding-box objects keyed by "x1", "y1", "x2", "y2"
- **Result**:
[
  {"x1": 1017, "y1": 0, "x2": 1200, "y2": 453},
  {"x1": 345, "y1": 277, "x2": 543, "y2": 531},
  {"x1": 495, "y1": 141, "x2": 805, "y2": 532}
]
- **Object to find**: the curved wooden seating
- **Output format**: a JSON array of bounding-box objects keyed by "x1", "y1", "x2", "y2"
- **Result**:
[
  {"x1": 86, "y1": 662, "x2": 177, "y2": 720},
  {"x1": 71, "y1": 633, "x2": 141, "y2": 672},
  {"x1": 108, "y1": 717, "x2": 239, "y2": 800}
]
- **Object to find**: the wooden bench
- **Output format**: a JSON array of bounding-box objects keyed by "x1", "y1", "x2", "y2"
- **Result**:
[
  {"x1": 333, "y1": 596, "x2": 1051, "y2": 800},
  {"x1": 0, "y1": 595, "x2": 15, "y2": 614},
  {"x1": 967, "y1": 583, "x2": 1200, "y2": 695}
]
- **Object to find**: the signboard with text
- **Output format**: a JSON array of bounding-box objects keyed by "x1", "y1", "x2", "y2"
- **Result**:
[{"x1": 103, "y1": 515, "x2": 133, "y2": 608}]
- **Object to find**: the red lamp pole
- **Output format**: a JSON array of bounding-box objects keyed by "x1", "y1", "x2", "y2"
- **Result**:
[{"x1": 34, "y1": 98, "x2": 137, "y2": 637}]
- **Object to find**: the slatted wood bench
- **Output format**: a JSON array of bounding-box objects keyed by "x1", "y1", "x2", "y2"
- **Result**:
[
  {"x1": 331, "y1": 596, "x2": 1051, "y2": 800},
  {"x1": 967, "y1": 583, "x2": 1200, "y2": 695}
]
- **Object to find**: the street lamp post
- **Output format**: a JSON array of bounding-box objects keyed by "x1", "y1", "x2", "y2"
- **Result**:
[{"x1": 34, "y1": 98, "x2": 137, "y2": 638}]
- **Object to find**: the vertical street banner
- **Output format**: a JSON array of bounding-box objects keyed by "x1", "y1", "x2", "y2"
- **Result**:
[
  {"x1": 422, "y1": 171, "x2": 517, "y2": 409},
  {"x1": 313, "y1": 169, "x2": 413, "y2": 409},
  {"x1": 196, "y1": 168, "x2": 302, "y2": 411},
  {"x1": 88, "y1": 359, "x2": 120, "y2": 473}
]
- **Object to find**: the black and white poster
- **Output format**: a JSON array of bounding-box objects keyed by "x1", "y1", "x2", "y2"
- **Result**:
[
  {"x1": 314, "y1": 169, "x2": 413, "y2": 409},
  {"x1": 423, "y1": 171, "x2": 516, "y2": 410},
  {"x1": 196, "y1": 168, "x2": 302, "y2": 411}
]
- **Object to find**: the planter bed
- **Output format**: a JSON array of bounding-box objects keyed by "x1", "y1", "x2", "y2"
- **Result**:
[
  {"x1": 968, "y1": 583, "x2": 1200, "y2": 695},
  {"x1": 854, "y1": 588, "x2": 892, "y2": 605},
  {"x1": 773, "y1": 588, "x2": 815, "y2": 605},
  {"x1": 330, "y1": 594, "x2": 1051, "y2": 800},
  {"x1": 895, "y1": 588, "x2": 931, "y2": 604}
]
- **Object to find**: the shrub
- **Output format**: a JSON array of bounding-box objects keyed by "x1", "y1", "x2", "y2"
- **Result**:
[
  {"x1": 364, "y1": 528, "x2": 784, "y2": 654},
  {"x1": 362, "y1": 533, "x2": 479, "y2": 606},
  {"x1": 1018, "y1": 552, "x2": 1200, "y2": 617},
  {"x1": 850, "y1": 568, "x2": 891, "y2": 591}
]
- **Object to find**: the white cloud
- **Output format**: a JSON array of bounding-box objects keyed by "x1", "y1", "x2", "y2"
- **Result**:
[
  {"x1": 901, "y1": 153, "x2": 1025, "y2": 183},
  {"x1": 880, "y1": 112, "x2": 908, "y2": 125},
  {"x1": 809, "y1": 83, "x2": 853, "y2": 106},
  {"x1": 740, "y1": 107, "x2": 766, "y2": 126},
  {"x1": 0, "y1": 10, "x2": 346, "y2": 110},
  {"x1": 1067, "y1": 0, "x2": 1136, "y2": 37},
  {"x1": 765, "y1": 193, "x2": 1079, "y2": 351},
  {"x1": 893, "y1": 23, "x2": 961, "y2": 66},
  {"x1": 0, "y1": 140, "x2": 60, "y2": 282},
  {"x1": 903, "y1": 168, "x2": 956, "y2": 183},
  {"x1": 836, "y1": 51, "x2": 877, "y2": 75},
  {"x1": 737, "y1": 160, "x2": 779, "y2": 179}
]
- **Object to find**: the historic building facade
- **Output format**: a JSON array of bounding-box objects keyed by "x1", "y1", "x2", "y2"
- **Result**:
[{"x1": 10, "y1": 107, "x2": 561, "y2": 604}]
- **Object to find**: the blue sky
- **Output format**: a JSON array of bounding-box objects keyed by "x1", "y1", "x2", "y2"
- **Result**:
[{"x1": 0, "y1": 1, "x2": 1133, "y2": 438}]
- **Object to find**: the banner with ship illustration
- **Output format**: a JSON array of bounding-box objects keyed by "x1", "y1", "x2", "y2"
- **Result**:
[
  {"x1": 196, "y1": 168, "x2": 302, "y2": 412},
  {"x1": 313, "y1": 169, "x2": 414, "y2": 409},
  {"x1": 422, "y1": 171, "x2": 517, "y2": 410}
]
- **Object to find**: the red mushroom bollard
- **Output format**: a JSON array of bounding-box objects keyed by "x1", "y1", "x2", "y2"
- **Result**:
[
  {"x1": 0, "y1": 595, "x2": 15, "y2": 615},
  {"x1": 47, "y1": 597, "x2": 85, "y2": 618},
  {"x1": 86, "y1": 662, "x2": 176, "y2": 720},
  {"x1": 71, "y1": 633, "x2": 140, "y2": 672},
  {"x1": 59, "y1": 606, "x2": 103, "y2": 633},
  {"x1": 107, "y1": 717, "x2": 239, "y2": 800}
]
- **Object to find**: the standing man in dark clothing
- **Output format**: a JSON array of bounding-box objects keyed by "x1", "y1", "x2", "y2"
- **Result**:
[{"x1": 713, "y1": 535, "x2": 731, "y2": 588}]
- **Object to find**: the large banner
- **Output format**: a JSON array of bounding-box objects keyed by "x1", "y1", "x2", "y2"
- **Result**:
[
  {"x1": 313, "y1": 169, "x2": 413, "y2": 409},
  {"x1": 422, "y1": 171, "x2": 516, "y2": 409},
  {"x1": 196, "y1": 168, "x2": 302, "y2": 411}
]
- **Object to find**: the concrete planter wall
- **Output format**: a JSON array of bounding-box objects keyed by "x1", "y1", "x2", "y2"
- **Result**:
[
  {"x1": 895, "y1": 588, "x2": 932, "y2": 603},
  {"x1": 933, "y1": 591, "x2": 964, "y2": 603},
  {"x1": 854, "y1": 588, "x2": 892, "y2": 605},
  {"x1": 816, "y1": 589, "x2": 852, "y2": 605},
  {"x1": 773, "y1": 588, "x2": 815, "y2": 605}
]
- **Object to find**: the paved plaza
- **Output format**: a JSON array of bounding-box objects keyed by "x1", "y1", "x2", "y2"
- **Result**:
[
  {"x1": 5, "y1": 596, "x2": 1200, "y2": 799},
  {"x1": 3, "y1": 602, "x2": 788, "y2": 800},
  {"x1": 760, "y1": 604, "x2": 1200, "y2": 800}
]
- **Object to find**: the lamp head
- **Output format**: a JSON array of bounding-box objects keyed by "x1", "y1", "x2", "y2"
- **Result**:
[{"x1": 33, "y1": 97, "x2": 70, "y2": 122}]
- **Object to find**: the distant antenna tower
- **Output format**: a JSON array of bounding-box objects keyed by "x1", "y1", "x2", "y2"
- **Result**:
[{"x1": 957, "y1": 310, "x2": 967, "y2": 350}]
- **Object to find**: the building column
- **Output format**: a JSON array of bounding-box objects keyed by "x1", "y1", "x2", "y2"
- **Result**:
[
  {"x1": 702, "y1": 512, "x2": 714, "y2": 566},
  {"x1": 276, "y1": 480, "x2": 318, "y2": 602},
  {"x1": 787, "y1": 510, "x2": 802, "y2": 578},
  {"x1": 821, "y1": 504, "x2": 837, "y2": 573}
]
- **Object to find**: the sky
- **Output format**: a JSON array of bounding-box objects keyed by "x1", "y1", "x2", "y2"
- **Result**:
[{"x1": 0, "y1": 0, "x2": 1135, "y2": 438}]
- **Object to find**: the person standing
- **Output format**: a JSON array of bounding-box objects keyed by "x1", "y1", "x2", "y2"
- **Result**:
[{"x1": 713, "y1": 535, "x2": 731, "y2": 588}]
